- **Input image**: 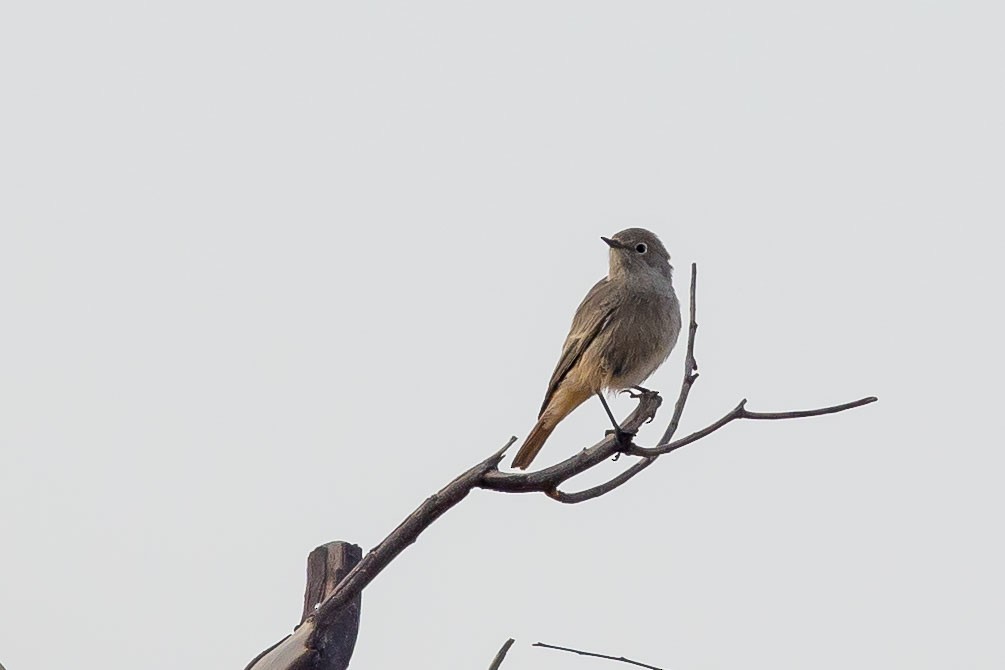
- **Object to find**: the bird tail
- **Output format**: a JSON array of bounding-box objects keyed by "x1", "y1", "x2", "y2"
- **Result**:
[{"x1": 511, "y1": 419, "x2": 555, "y2": 470}]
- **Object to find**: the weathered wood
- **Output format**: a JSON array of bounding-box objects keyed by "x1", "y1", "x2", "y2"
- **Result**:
[
  {"x1": 301, "y1": 542, "x2": 362, "y2": 625},
  {"x1": 247, "y1": 541, "x2": 362, "y2": 670},
  {"x1": 301, "y1": 542, "x2": 363, "y2": 668}
]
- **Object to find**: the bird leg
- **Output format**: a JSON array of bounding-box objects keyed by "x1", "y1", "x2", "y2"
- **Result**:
[{"x1": 597, "y1": 393, "x2": 636, "y2": 450}]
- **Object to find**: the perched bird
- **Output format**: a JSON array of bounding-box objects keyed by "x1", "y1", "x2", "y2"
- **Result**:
[{"x1": 511, "y1": 228, "x2": 682, "y2": 470}]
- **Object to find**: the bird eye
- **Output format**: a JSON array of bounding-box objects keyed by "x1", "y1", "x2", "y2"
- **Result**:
[{"x1": 635, "y1": 243, "x2": 647, "y2": 254}]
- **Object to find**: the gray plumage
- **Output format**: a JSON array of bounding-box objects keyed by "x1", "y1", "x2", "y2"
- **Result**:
[{"x1": 512, "y1": 228, "x2": 682, "y2": 470}]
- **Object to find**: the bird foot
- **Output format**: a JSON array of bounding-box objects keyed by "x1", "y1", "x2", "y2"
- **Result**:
[
  {"x1": 603, "y1": 427, "x2": 635, "y2": 454},
  {"x1": 620, "y1": 385, "x2": 659, "y2": 399},
  {"x1": 605, "y1": 426, "x2": 637, "y2": 461}
]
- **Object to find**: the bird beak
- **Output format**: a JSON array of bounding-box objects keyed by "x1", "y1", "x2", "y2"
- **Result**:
[{"x1": 601, "y1": 236, "x2": 625, "y2": 249}]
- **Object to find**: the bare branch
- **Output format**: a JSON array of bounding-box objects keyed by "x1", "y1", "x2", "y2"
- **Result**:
[
  {"x1": 534, "y1": 642, "x2": 664, "y2": 670},
  {"x1": 306, "y1": 438, "x2": 515, "y2": 637},
  {"x1": 488, "y1": 638, "x2": 516, "y2": 670},
  {"x1": 624, "y1": 396, "x2": 879, "y2": 458},
  {"x1": 546, "y1": 456, "x2": 656, "y2": 504},
  {"x1": 245, "y1": 262, "x2": 878, "y2": 669},
  {"x1": 551, "y1": 395, "x2": 878, "y2": 505},
  {"x1": 742, "y1": 400, "x2": 881, "y2": 420},
  {"x1": 301, "y1": 262, "x2": 872, "y2": 642},
  {"x1": 479, "y1": 392, "x2": 663, "y2": 494},
  {"x1": 660, "y1": 261, "x2": 701, "y2": 446}
]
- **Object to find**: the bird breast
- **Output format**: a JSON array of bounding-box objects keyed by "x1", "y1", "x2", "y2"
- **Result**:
[{"x1": 597, "y1": 288, "x2": 681, "y2": 390}]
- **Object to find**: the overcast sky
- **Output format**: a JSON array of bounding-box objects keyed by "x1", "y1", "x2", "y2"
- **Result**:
[{"x1": 2, "y1": 2, "x2": 1003, "y2": 669}]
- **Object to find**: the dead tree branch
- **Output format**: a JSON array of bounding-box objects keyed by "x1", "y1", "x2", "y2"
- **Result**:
[
  {"x1": 247, "y1": 444, "x2": 515, "y2": 670},
  {"x1": 245, "y1": 263, "x2": 877, "y2": 670},
  {"x1": 534, "y1": 641, "x2": 664, "y2": 670}
]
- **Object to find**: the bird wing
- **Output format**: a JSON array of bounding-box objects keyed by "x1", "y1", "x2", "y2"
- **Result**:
[{"x1": 538, "y1": 278, "x2": 619, "y2": 418}]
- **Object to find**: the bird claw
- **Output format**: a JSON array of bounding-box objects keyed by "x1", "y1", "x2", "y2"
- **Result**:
[
  {"x1": 607, "y1": 428, "x2": 636, "y2": 462},
  {"x1": 621, "y1": 385, "x2": 659, "y2": 399},
  {"x1": 605, "y1": 426, "x2": 637, "y2": 445}
]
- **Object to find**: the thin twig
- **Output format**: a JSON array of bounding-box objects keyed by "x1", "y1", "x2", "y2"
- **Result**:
[
  {"x1": 534, "y1": 642, "x2": 663, "y2": 670},
  {"x1": 488, "y1": 638, "x2": 516, "y2": 670},
  {"x1": 624, "y1": 396, "x2": 878, "y2": 458},
  {"x1": 660, "y1": 261, "x2": 700, "y2": 446}
]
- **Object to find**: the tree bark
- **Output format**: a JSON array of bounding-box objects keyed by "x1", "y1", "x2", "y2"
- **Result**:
[{"x1": 246, "y1": 541, "x2": 362, "y2": 670}]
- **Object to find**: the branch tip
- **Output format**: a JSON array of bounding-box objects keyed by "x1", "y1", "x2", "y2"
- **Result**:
[
  {"x1": 497, "y1": 436, "x2": 518, "y2": 454},
  {"x1": 488, "y1": 638, "x2": 516, "y2": 670}
]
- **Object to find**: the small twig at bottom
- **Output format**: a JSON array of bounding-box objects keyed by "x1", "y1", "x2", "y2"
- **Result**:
[
  {"x1": 534, "y1": 642, "x2": 664, "y2": 670},
  {"x1": 488, "y1": 638, "x2": 516, "y2": 670}
]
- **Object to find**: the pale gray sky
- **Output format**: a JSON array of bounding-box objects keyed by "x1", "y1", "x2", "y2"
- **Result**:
[{"x1": 2, "y1": 2, "x2": 1003, "y2": 669}]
